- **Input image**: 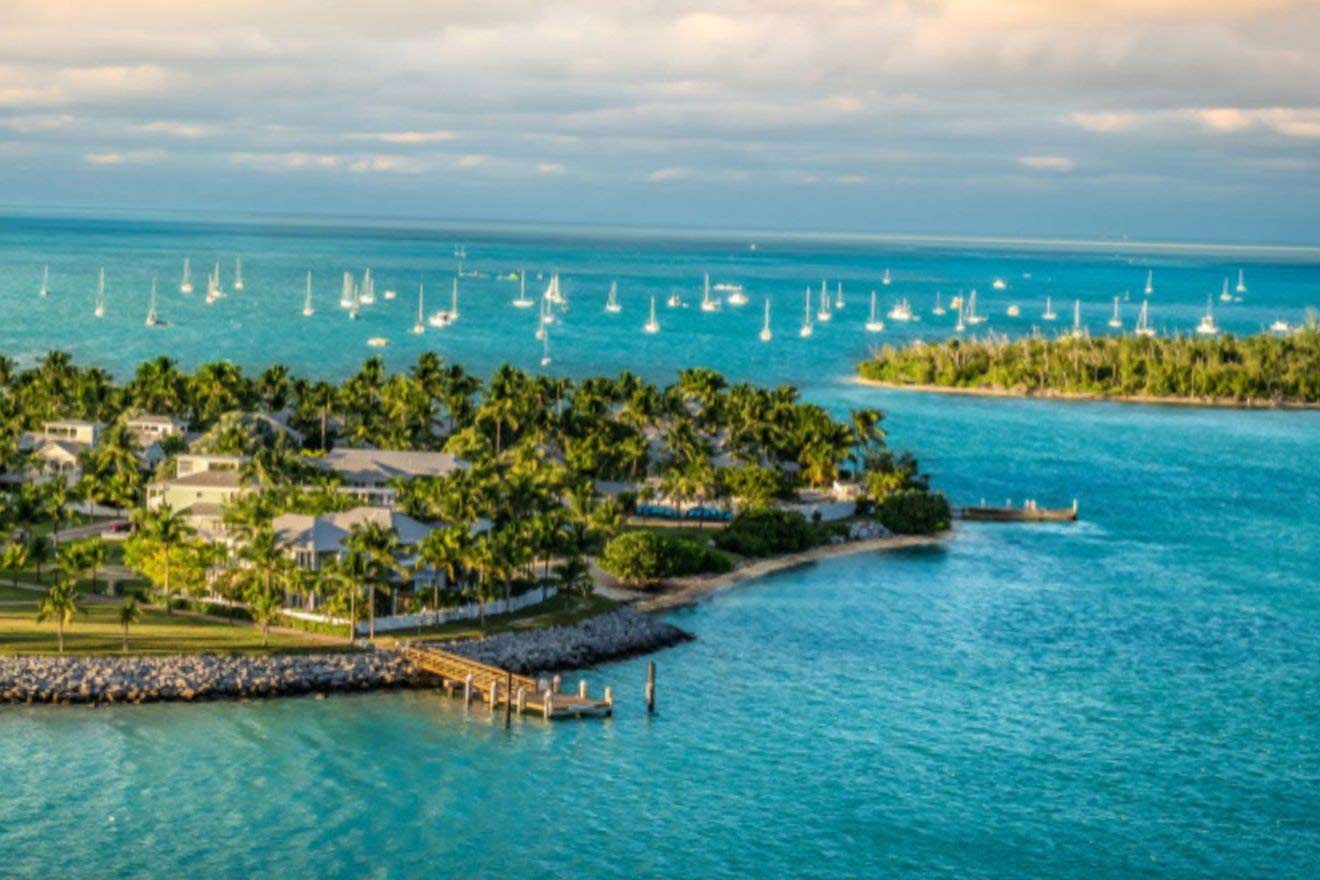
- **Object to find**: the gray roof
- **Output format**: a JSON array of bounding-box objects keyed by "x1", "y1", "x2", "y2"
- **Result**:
[
  {"x1": 166, "y1": 470, "x2": 244, "y2": 489},
  {"x1": 315, "y1": 448, "x2": 464, "y2": 485},
  {"x1": 272, "y1": 507, "x2": 435, "y2": 553}
]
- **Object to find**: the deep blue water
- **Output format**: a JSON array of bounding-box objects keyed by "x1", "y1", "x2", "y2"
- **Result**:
[{"x1": 1, "y1": 213, "x2": 1318, "y2": 878}]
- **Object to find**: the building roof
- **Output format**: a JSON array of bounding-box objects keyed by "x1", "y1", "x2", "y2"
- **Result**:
[
  {"x1": 126, "y1": 414, "x2": 187, "y2": 428},
  {"x1": 315, "y1": 448, "x2": 465, "y2": 485},
  {"x1": 272, "y1": 507, "x2": 435, "y2": 554},
  {"x1": 34, "y1": 440, "x2": 85, "y2": 461},
  {"x1": 165, "y1": 470, "x2": 244, "y2": 489}
]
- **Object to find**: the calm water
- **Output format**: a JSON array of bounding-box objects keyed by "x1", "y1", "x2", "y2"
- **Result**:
[{"x1": 1, "y1": 213, "x2": 1318, "y2": 878}]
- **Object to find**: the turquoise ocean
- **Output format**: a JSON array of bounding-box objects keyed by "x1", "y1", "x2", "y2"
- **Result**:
[{"x1": 1, "y1": 212, "x2": 1317, "y2": 878}]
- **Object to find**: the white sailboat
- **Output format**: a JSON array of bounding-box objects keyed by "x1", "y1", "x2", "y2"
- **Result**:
[
  {"x1": 233, "y1": 258, "x2": 244, "y2": 292},
  {"x1": 605, "y1": 281, "x2": 622, "y2": 314},
  {"x1": 1235, "y1": 268, "x2": 1246, "y2": 294},
  {"x1": 865, "y1": 291, "x2": 885, "y2": 333},
  {"x1": 543, "y1": 273, "x2": 566, "y2": 306},
  {"x1": 205, "y1": 263, "x2": 224, "y2": 304},
  {"x1": 39, "y1": 265, "x2": 49, "y2": 298},
  {"x1": 954, "y1": 297, "x2": 966, "y2": 333},
  {"x1": 1006, "y1": 304, "x2": 1021, "y2": 317},
  {"x1": 759, "y1": 298, "x2": 773, "y2": 342},
  {"x1": 1042, "y1": 295, "x2": 1057, "y2": 321},
  {"x1": 666, "y1": 290, "x2": 683, "y2": 308},
  {"x1": 643, "y1": 296, "x2": 660, "y2": 334},
  {"x1": 1107, "y1": 296, "x2": 1122, "y2": 329},
  {"x1": 1069, "y1": 299, "x2": 1085, "y2": 338},
  {"x1": 535, "y1": 297, "x2": 548, "y2": 341},
  {"x1": 348, "y1": 282, "x2": 360, "y2": 320},
  {"x1": 887, "y1": 298, "x2": 913, "y2": 322},
  {"x1": 881, "y1": 268, "x2": 892, "y2": 286},
  {"x1": 339, "y1": 272, "x2": 355, "y2": 309},
  {"x1": 700, "y1": 274, "x2": 720, "y2": 312},
  {"x1": 965, "y1": 290, "x2": 986, "y2": 325},
  {"x1": 93, "y1": 267, "x2": 106, "y2": 318},
  {"x1": 799, "y1": 287, "x2": 814, "y2": 338},
  {"x1": 1219, "y1": 277, "x2": 1232, "y2": 303},
  {"x1": 1135, "y1": 299, "x2": 1155, "y2": 337},
  {"x1": 358, "y1": 268, "x2": 376, "y2": 305},
  {"x1": 145, "y1": 277, "x2": 161, "y2": 327},
  {"x1": 430, "y1": 279, "x2": 459, "y2": 327},
  {"x1": 513, "y1": 271, "x2": 534, "y2": 308},
  {"x1": 932, "y1": 291, "x2": 946, "y2": 316},
  {"x1": 722, "y1": 283, "x2": 749, "y2": 306},
  {"x1": 816, "y1": 280, "x2": 831, "y2": 322},
  {"x1": 834, "y1": 282, "x2": 845, "y2": 310},
  {"x1": 302, "y1": 272, "x2": 315, "y2": 317},
  {"x1": 412, "y1": 283, "x2": 426, "y2": 335},
  {"x1": 180, "y1": 257, "x2": 193, "y2": 294},
  {"x1": 991, "y1": 278, "x2": 1007, "y2": 291},
  {"x1": 1196, "y1": 296, "x2": 1219, "y2": 336},
  {"x1": 1144, "y1": 270, "x2": 1154, "y2": 296}
]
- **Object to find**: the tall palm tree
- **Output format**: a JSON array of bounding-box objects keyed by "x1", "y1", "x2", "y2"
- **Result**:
[
  {"x1": 323, "y1": 551, "x2": 369, "y2": 643},
  {"x1": 344, "y1": 521, "x2": 402, "y2": 639},
  {"x1": 132, "y1": 504, "x2": 195, "y2": 613},
  {"x1": 118, "y1": 597, "x2": 141, "y2": 652},
  {"x1": 36, "y1": 580, "x2": 84, "y2": 653},
  {"x1": 415, "y1": 525, "x2": 470, "y2": 612}
]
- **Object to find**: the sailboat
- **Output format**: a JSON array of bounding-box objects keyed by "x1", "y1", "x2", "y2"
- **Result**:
[
  {"x1": 865, "y1": 291, "x2": 885, "y2": 333},
  {"x1": 1069, "y1": 299, "x2": 1085, "y2": 338},
  {"x1": 38, "y1": 265, "x2": 49, "y2": 297},
  {"x1": 799, "y1": 288, "x2": 814, "y2": 338},
  {"x1": 513, "y1": 271, "x2": 534, "y2": 308},
  {"x1": 1196, "y1": 296, "x2": 1219, "y2": 336},
  {"x1": 1042, "y1": 295, "x2": 1057, "y2": 321},
  {"x1": 302, "y1": 272, "x2": 315, "y2": 317},
  {"x1": 992, "y1": 278, "x2": 1007, "y2": 291},
  {"x1": 543, "y1": 273, "x2": 566, "y2": 306},
  {"x1": 759, "y1": 298, "x2": 773, "y2": 342},
  {"x1": 145, "y1": 277, "x2": 162, "y2": 327},
  {"x1": 535, "y1": 297, "x2": 548, "y2": 341},
  {"x1": 605, "y1": 281, "x2": 622, "y2": 314},
  {"x1": 666, "y1": 290, "x2": 683, "y2": 308},
  {"x1": 932, "y1": 292, "x2": 946, "y2": 316},
  {"x1": 1235, "y1": 268, "x2": 1246, "y2": 294},
  {"x1": 1135, "y1": 299, "x2": 1155, "y2": 337},
  {"x1": 954, "y1": 297, "x2": 966, "y2": 333},
  {"x1": 700, "y1": 274, "x2": 720, "y2": 312},
  {"x1": 1219, "y1": 277, "x2": 1232, "y2": 303},
  {"x1": 383, "y1": 287, "x2": 397, "y2": 301},
  {"x1": 816, "y1": 280, "x2": 831, "y2": 322},
  {"x1": 887, "y1": 298, "x2": 913, "y2": 322},
  {"x1": 1144, "y1": 270, "x2": 1154, "y2": 295},
  {"x1": 93, "y1": 267, "x2": 106, "y2": 318},
  {"x1": 412, "y1": 283, "x2": 426, "y2": 335},
  {"x1": 348, "y1": 281, "x2": 360, "y2": 320},
  {"x1": 340, "y1": 272, "x2": 355, "y2": 309},
  {"x1": 205, "y1": 263, "x2": 223, "y2": 304},
  {"x1": 722, "y1": 283, "x2": 749, "y2": 306},
  {"x1": 430, "y1": 279, "x2": 458, "y2": 327},
  {"x1": 233, "y1": 258, "x2": 244, "y2": 292},
  {"x1": 643, "y1": 296, "x2": 660, "y2": 334},
  {"x1": 965, "y1": 290, "x2": 986, "y2": 325},
  {"x1": 358, "y1": 268, "x2": 376, "y2": 305},
  {"x1": 834, "y1": 282, "x2": 845, "y2": 310},
  {"x1": 881, "y1": 268, "x2": 892, "y2": 286},
  {"x1": 1107, "y1": 296, "x2": 1122, "y2": 329},
  {"x1": 180, "y1": 257, "x2": 193, "y2": 294}
]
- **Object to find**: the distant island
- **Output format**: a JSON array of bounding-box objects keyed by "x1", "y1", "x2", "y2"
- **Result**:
[{"x1": 858, "y1": 325, "x2": 1320, "y2": 408}]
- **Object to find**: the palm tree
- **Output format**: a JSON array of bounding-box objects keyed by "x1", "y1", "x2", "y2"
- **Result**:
[
  {"x1": 43, "y1": 481, "x2": 72, "y2": 549},
  {"x1": 246, "y1": 584, "x2": 283, "y2": 649},
  {"x1": 415, "y1": 525, "x2": 470, "y2": 612},
  {"x1": 132, "y1": 504, "x2": 195, "y2": 613},
  {"x1": 323, "y1": 551, "x2": 369, "y2": 643},
  {"x1": 554, "y1": 555, "x2": 594, "y2": 600},
  {"x1": 1, "y1": 540, "x2": 29, "y2": 588},
  {"x1": 36, "y1": 580, "x2": 84, "y2": 653},
  {"x1": 26, "y1": 533, "x2": 53, "y2": 583},
  {"x1": 119, "y1": 597, "x2": 141, "y2": 652},
  {"x1": 344, "y1": 522, "x2": 402, "y2": 640}
]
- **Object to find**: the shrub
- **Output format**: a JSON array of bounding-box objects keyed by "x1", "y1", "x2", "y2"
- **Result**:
[
  {"x1": 714, "y1": 509, "x2": 820, "y2": 557},
  {"x1": 599, "y1": 531, "x2": 731, "y2": 586},
  {"x1": 872, "y1": 489, "x2": 952, "y2": 535}
]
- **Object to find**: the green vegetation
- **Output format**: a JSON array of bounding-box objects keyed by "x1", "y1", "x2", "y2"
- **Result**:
[
  {"x1": 599, "y1": 531, "x2": 732, "y2": 586},
  {"x1": 871, "y1": 490, "x2": 952, "y2": 534},
  {"x1": 714, "y1": 509, "x2": 822, "y2": 557},
  {"x1": 859, "y1": 326, "x2": 1320, "y2": 404}
]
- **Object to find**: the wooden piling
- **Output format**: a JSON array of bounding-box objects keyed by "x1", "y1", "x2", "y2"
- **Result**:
[
  {"x1": 645, "y1": 661, "x2": 656, "y2": 713},
  {"x1": 516, "y1": 686, "x2": 526, "y2": 714},
  {"x1": 504, "y1": 671, "x2": 513, "y2": 728},
  {"x1": 542, "y1": 689, "x2": 553, "y2": 720},
  {"x1": 551, "y1": 674, "x2": 562, "y2": 694},
  {"x1": 489, "y1": 680, "x2": 500, "y2": 713},
  {"x1": 578, "y1": 679, "x2": 588, "y2": 699}
]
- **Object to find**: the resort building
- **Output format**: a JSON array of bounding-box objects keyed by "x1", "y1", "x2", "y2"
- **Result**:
[
  {"x1": 311, "y1": 448, "x2": 466, "y2": 506},
  {"x1": 8, "y1": 420, "x2": 104, "y2": 485},
  {"x1": 125, "y1": 413, "x2": 188, "y2": 445},
  {"x1": 146, "y1": 454, "x2": 250, "y2": 538}
]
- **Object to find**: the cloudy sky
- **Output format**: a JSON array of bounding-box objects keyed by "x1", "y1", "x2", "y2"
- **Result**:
[{"x1": 1, "y1": 1, "x2": 1317, "y2": 242}]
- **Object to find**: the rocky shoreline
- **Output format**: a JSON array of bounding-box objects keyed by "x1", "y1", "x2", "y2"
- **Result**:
[
  {"x1": 444, "y1": 607, "x2": 693, "y2": 674},
  {"x1": 0, "y1": 651, "x2": 425, "y2": 706}
]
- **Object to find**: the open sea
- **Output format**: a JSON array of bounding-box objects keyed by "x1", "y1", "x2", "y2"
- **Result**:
[{"x1": 1, "y1": 211, "x2": 1318, "y2": 879}]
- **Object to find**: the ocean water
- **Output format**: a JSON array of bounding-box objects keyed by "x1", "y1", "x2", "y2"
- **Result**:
[{"x1": 1, "y1": 213, "x2": 1318, "y2": 878}]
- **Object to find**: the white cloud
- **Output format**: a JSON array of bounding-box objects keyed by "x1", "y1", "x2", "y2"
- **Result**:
[
  {"x1": 1018, "y1": 155, "x2": 1075, "y2": 172},
  {"x1": 83, "y1": 148, "x2": 166, "y2": 165},
  {"x1": 454, "y1": 154, "x2": 488, "y2": 168},
  {"x1": 1068, "y1": 111, "x2": 1139, "y2": 133},
  {"x1": 647, "y1": 166, "x2": 691, "y2": 182},
  {"x1": 536, "y1": 162, "x2": 566, "y2": 174},
  {"x1": 347, "y1": 130, "x2": 455, "y2": 144},
  {"x1": 135, "y1": 121, "x2": 214, "y2": 139}
]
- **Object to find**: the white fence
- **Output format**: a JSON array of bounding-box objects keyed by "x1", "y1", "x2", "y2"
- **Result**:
[{"x1": 281, "y1": 588, "x2": 559, "y2": 634}]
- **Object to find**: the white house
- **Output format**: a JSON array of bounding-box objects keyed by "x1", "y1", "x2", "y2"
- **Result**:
[
  {"x1": 146, "y1": 454, "x2": 249, "y2": 537},
  {"x1": 311, "y1": 448, "x2": 466, "y2": 506}
]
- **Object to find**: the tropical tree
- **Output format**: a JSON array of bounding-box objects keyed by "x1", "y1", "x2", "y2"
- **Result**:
[
  {"x1": 415, "y1": 525, "x2": 470, "y2": 611},
  {"x1": 36, "y1": 580, "x2": 84, "y2": 653},
  {"x1": 118, "y1": 597, "x2": 141, "y2": 652},
  {"x1": 344, "y1": 522, "x2": 403, "y2": 639},
  {"x1": 2, "y1": 540, "x2": 30, "y2": 588},
  {"x1": 25, "y1": 533, "x2": 53, "y2": 584},
  {"x1": 323, "y1": 551, "x2": 370, "y2": 643},
  {"x1": 130, "y1": 504, "x2": 195, "y2": 613}
]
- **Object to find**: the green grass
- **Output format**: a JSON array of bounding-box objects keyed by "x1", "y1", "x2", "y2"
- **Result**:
[
  {"x1": 384, "y1": 592, "x2": 619, "y2": 643},
  {"x1": 0, "y1": 602, "x2": 340, "y2": 655},
  {"x1": 0, "y1": 583, "x2": 41, "y2": 602}
]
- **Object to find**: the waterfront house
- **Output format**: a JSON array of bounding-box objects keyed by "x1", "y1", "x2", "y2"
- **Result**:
[
  {"x1": 8, "y1": 420, "x2": 104, "y2": 485},
  {"x1": 310, "y1": 448, "x2": 466, "y2": 506},
  {"x1": 146, "y1": 454, "x2": 250, "y2": 538}
]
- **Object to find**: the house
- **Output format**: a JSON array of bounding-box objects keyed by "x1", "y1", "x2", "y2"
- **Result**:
[
  {"x1": 10, "y1": 420, "x2": 103, "y2": 485},
  {"x1": 311, "y1": 448, "x2": 466, "y2": 506},
  {"x1": 19, "y1": 419, "x2": 103, "y2": 451},
  {"x1": 146, "y1": 454, "x2": 249, "y2": 537},
  {"x1": 126, "y1": 414, "x2": 188, "y2": 446}
]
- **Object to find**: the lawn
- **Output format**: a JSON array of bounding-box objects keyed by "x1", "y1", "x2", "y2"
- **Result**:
[
  {"x1": 0, "y1": 601, "x2": 340, "y2": 655},
  {"x1": 385, "y1": 592, "x2": 618, "y2": 643}
]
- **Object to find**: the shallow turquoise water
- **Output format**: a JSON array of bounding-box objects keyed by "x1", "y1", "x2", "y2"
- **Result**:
[{"x1": 1, "y1": 214, "x2": 1318, "y2": 878}]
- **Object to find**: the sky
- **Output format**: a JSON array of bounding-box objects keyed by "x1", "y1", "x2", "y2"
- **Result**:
[{"x1": 1, "y1": 1, "x2": 1317, "y2": 244}]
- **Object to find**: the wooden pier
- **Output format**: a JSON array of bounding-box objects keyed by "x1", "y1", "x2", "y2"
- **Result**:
[
  {"x1": 399, "y1": 643, "x2": 613, "y2": 719},
  {"x1": 956, "y1": 499, "x2": 1078, "y2": 523}
]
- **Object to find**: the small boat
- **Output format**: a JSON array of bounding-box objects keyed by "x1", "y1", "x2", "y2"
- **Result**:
[
  {"x1": 1135, "y1": 299, "x2": 1155, "y2": 337},
  {"x1": 1144, "y1": 270, "x2": 1154, "y2": 296},
  {"x1": 932, "y1": 291, "x2": 946, "y2": 316},
  {"x1": 302, "y1": 272, "x2": 315, "y2": 317},
  {"x1": 367, "y1": 337, "x2": 389, "y2": 349},
  {"x1": 881, "y1": 268, "x2": 892, "y2": 286},
  {"x1": 759, "y1": 298, "x2": 772, "y2": 342},
  {"x1": 720, "y1": 283, "x2": 749, "y2": 306},
  {"x1": 1007, "y1": 304, "x2": 1021, "y2": 317},
  {"x1": 816, "y1": 280, "x2": 831, "y2": 322},
  {"x1": 700, "y1": 274, "x2": 721, "y2": 312},
  {"x1": 1042, "y1": 295, "x2": 1057, "y2": 321},
  {"x1": 950, "y1": 292, "x2": 964, "y2": 310},
  {"x1": 1236, "y1": 268, "x2": 1246, "y2": 294},
  {"x1": 991, "y1": 278, "x2": 1007, "y2": 291},
  {"x1": 887, "y1": 298, "x2": 913, "y2": 322},
  {"x1": 865, "y1": 290, "x2": 885, "y2": 333},
  {"x1": 799, "y1": 287, "x2": 814, "y2": 338},
  {"x1": 543, "y1": 273, "x2": 565, "y2": 306},
  {"x1": 383, "y1": 288, "x2": 397, "y2": 301},
  {"x1": 1107, "y1": 296, "x2": 1122, "y2": 329},
  {"x1": 145, "y1": 277, "x2": 162, "y2": 327},
  {"x1": 498, "y1": 271, "x2": 519, "y2": 282},
  {"x1": 666, "y1": 291, "x2": 683, "y2": 309},
  {"x1": 1219, "y1": 277, "x2": 1232, "y2": 303},
  {"x1": 180, "y1": 257, "x2": 193, "y2": 294},
  {"x1": 512, "y1": 271, "x2": 534, "y2": 309},
  {"x1": 38, "y1": 265, "x2": 49, "y2": 297},
  {"x1": 1196, "y1": 296, "x2": 1219, "y2": 336},
  {"x1": 428, "y1": 279, "x2": 459, "y2": 327},
  {"x1": 643, "y1": 296, "x2": 660, "y2": 334},
  {"x1": 340, "y1": 272, "x2": 355, "y2": 309},
  {"x1": 358, "y1": 268, "x2": 376, "y2": 305},
  {"x1": 1270, "y1": 318, "x2": 1291, "y2": 333},
  {"x1": 957, "y1": 499, "x2": 1078, "y2": 523},
  {"x1": 1069, "y1": 299, "x2": 1084, "y2": 338},
  {"x1": 233, "y1": 258, "x2": 244, "y2": 292},
  {"x1": 605, "y1": 281, "x2": 622, "y2": 314},
  {"x1": 205, "y1": 262, "x2": 224, "y2": 304},
  {"x1": 412, "y1": 283, "x2": 426, "y2": 335},
  {"x1": 965, "y1": 290, "x2": 986, "y2": 325},
  {"x1": 834, "y1": 282, "x2": 845, "y2": 310},
  {"x1": 94, "y1": 267, "x2": 106, "y2": 318}
]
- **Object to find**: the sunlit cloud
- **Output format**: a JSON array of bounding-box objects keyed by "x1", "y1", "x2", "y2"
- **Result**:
[
  {"x1": 1018, "y1": 155, "x2": 1075, "y2": 172},
  {"x1": 84, "y1": 148, "x2": 166, "y2": 165},
  {"x1": 346, "y1": 130, "x2": 456, "y2": 144},
  {"x1": 536, "y1": 162, "x2": 566, "y2": 175}
]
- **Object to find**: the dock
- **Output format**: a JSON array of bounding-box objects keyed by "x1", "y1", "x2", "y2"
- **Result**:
[
  {"x1": 956, "y1": 498, "x2": 1078, "y2": 523},
  {"x1": 399, "y1": 643, "x2": 613, "y2": 719}
]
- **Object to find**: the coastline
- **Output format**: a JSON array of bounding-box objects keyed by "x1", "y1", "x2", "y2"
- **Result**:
[
  {"x1": 852, "y1": 376, "x2": 1320, "y2": 411},
  {"x1": 637, "y1": 532, "x2": 948, "y2": 612}
]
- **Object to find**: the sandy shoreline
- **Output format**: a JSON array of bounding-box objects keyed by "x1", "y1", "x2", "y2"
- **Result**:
[
  {"x1": 852, "y1": 376, "x2": 1320, "y2": 411},
  {"x1": 636, "y1": 532, "x2": 948, "y2": 612}
]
